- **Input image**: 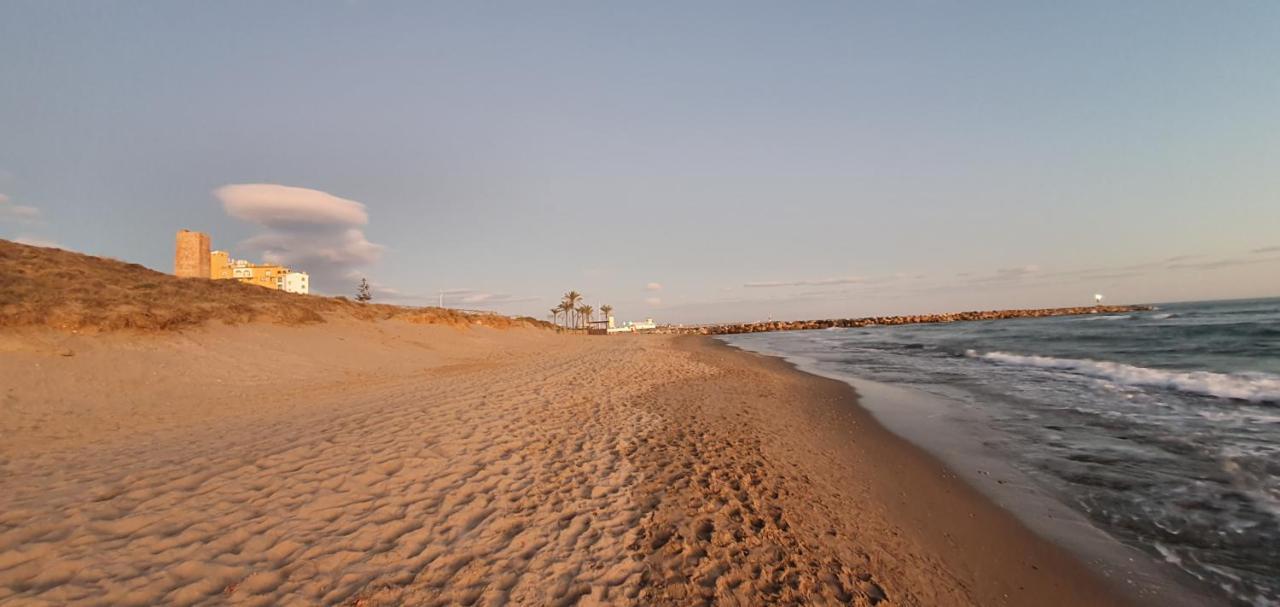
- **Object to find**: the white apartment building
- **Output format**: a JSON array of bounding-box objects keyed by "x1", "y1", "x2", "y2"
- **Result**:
[{"x1": 281, "y1": 271, "x2": 310, "y2": 294}]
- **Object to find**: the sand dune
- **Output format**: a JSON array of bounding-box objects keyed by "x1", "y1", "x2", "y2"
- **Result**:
[
  {"x1": 0, "y1": 322, "x2": 1130, "y2": 606},
  {"x1": 0, "y1": 239, "x2": 551, "y2": 333}
]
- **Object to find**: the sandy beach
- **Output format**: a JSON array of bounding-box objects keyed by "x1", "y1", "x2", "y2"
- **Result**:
[
  {"x1": 6, "y1": 2, "x2": 1279, "y2": 604},
  {"x1": 0, "y1": 319, "x2": 1136, "y2": 606}
]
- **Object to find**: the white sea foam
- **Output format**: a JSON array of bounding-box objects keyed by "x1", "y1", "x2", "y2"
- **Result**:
[
  {"x1": 1151, "y1": 313, "x2": 1177, "y2": 319},
  {"x1": 1153, "y1": 542, "x2": 1183, "y2": 566},
  {"x1": 965, "y1": 350, "x2": 1280, "y2": 403},
  {"x1": 1197, "y1": 410, "x2": 1280, "y2": 424},
  {"x1": 1085, "y1": 314, "x2": 1132, "y2": 321}
]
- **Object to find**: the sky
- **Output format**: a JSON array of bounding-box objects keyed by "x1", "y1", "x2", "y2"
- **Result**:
[{"x1": 2, "y1": 1, "x2": 1278, "y2": 324}]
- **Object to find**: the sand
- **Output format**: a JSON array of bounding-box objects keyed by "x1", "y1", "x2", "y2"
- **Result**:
[{"x1": 0, "y1": 322, "x2": 1133, "y2": 606}]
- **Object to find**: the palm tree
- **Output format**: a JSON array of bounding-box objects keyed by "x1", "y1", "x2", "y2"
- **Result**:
[
  {"x1": 562, "y1": 291, "x2": 582, "y2": 329},
  {"x1": 550, "y1": 307, "x2": 560, "y2": 327},
  {"x1": 600, "y1": 304, "x2": 613, "y2": 328},
  {"x1": 579, "y1": 305, "x2": 593, "y2": 329},
  {"x1": 559, "y1": 301, "x2": 572, "y2": 329}
]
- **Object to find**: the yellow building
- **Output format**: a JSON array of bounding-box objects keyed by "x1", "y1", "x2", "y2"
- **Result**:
[
  {"x1": 213, "y1": 252, "x2": 288, "y2": 289},
  {"x1": 233, "y1": 261, "x2": 290, "y2": 290},
  {"x1": 210, "y1": 250, "x2": 233, "y2": 279}
]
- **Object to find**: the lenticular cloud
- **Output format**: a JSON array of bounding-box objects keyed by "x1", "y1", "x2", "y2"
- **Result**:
[
  {"x1": 214, "y1": 184, "x2": 384, "y2": 294},
  {"x1": 215, "y1": 184, "x2": 368, "y2": 227}
]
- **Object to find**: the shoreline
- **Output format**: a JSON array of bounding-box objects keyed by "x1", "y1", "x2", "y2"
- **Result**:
[
  {"x1": 674, "y1": 336, "x2": 1138, "y2": 606},
  {"x1": 704, "y1": 335, "x2": 1220, "y2": 606}
]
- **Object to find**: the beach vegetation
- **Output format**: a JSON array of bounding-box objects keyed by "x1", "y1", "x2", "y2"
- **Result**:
[{"x1": 561, "y1": 291, "x2": 582, "y2": 328}]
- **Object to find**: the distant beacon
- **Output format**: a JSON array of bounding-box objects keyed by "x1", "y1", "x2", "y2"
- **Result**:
[
  {"x1": 174, "y1": 229, "x2": 211, "y2": 278},
  {"x1": 1094, "y1": 293, "x2": 1104, "y2": 305}
]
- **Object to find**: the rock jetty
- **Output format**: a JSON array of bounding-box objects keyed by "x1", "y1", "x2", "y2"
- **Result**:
[{"x1": 658, "y1": 305, "x2": 1153, "y2": 335}]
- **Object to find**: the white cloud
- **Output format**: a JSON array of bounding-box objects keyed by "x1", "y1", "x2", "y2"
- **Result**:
[
  {"x1": 0, "y1": 194, "x2": 40, "y2": 223},
  {"x1": 644, "y1": 297, "x2": 662, "y2": 306},
  {"x1": 362, "y1": 283, "x2": 438, "y2": 303},
  {"x1": 995, "y1": 265, "x2": 1039, "y2": 277},
  {"x1": 744, "y1": 277, "x2": 864, "y2": 288},
  {"x1": 215, "y1": 184, "x2": 368, "y2": 226},
  {"x1": 1166, "y1": 256, "x2": 1280, "y2": 271},
  {"x1": 215, "y1": 184, "x2": 384, "y2": 293},
  {"x1": 646, "y1": 282, "x2": 663, "y2": 291},
  {"x1": 243, "y1": 226, "x2": 383, "y2": 265},
  {"x1": 965, "y1": 265, "x2": 1040, "y2": 283}
]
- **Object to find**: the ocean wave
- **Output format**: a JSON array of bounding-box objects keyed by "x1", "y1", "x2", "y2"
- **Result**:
[
  {"x1": 1220, "y1": 449, "x2": 1280, "y2": 520},
  {"x1": 1084, "y1": 314, "x2": 1132, "y2": 321},
  {"x1": 965, "y1": 350, "x2": 1280, "y2": 403},
  {"x1": 1151, "y1": 313, "x2": 1177, "y2": 319}
]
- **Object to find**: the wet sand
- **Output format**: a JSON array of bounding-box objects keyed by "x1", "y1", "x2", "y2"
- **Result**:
[{"x1": 1, "y1": 323, "x2": 1132, "y2": 605}]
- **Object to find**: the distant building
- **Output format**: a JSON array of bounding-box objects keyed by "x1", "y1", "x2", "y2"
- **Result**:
[
  {"x1": 173, "y1": 229, "x2": 210, "y2": 278},
  {"x1": 210, "y1": 250, "x2": 233, "y2": 279},
  {"x1": 175, "y1": 231, "x2": 312, "y2": 293},
  {"x1": 282, "y1": 271, "x2": 309, "y2": 294},
  {"x1": 607, "y1": 318, "x2": 657, "y2": 333},
  {"x1": 217, "y1": 255, "x2": 292, "y2": 290}
]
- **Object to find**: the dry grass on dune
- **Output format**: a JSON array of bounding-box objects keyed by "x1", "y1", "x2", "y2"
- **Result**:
[{"x1": 0, "y1": 239, "x2": 552, "y2": 333}]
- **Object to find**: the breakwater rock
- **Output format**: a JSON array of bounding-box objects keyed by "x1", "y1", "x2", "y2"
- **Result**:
[{"x1": 660, "y1": 305, "x2": 1154, "y2": 336}]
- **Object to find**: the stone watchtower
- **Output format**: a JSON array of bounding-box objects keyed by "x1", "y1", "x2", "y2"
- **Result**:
[{"x1": 174, "y1": 229, "x2": 211, "y2": 278}]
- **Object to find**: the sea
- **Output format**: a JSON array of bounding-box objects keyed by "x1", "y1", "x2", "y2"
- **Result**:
[{"x1": 720, "y1": 298, "x2": 1280, "y2": 607}]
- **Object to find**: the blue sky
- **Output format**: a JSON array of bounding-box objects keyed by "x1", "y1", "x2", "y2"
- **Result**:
[{"x1": 2, "y1": 1, "x2": 1278, "y2": 323}]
